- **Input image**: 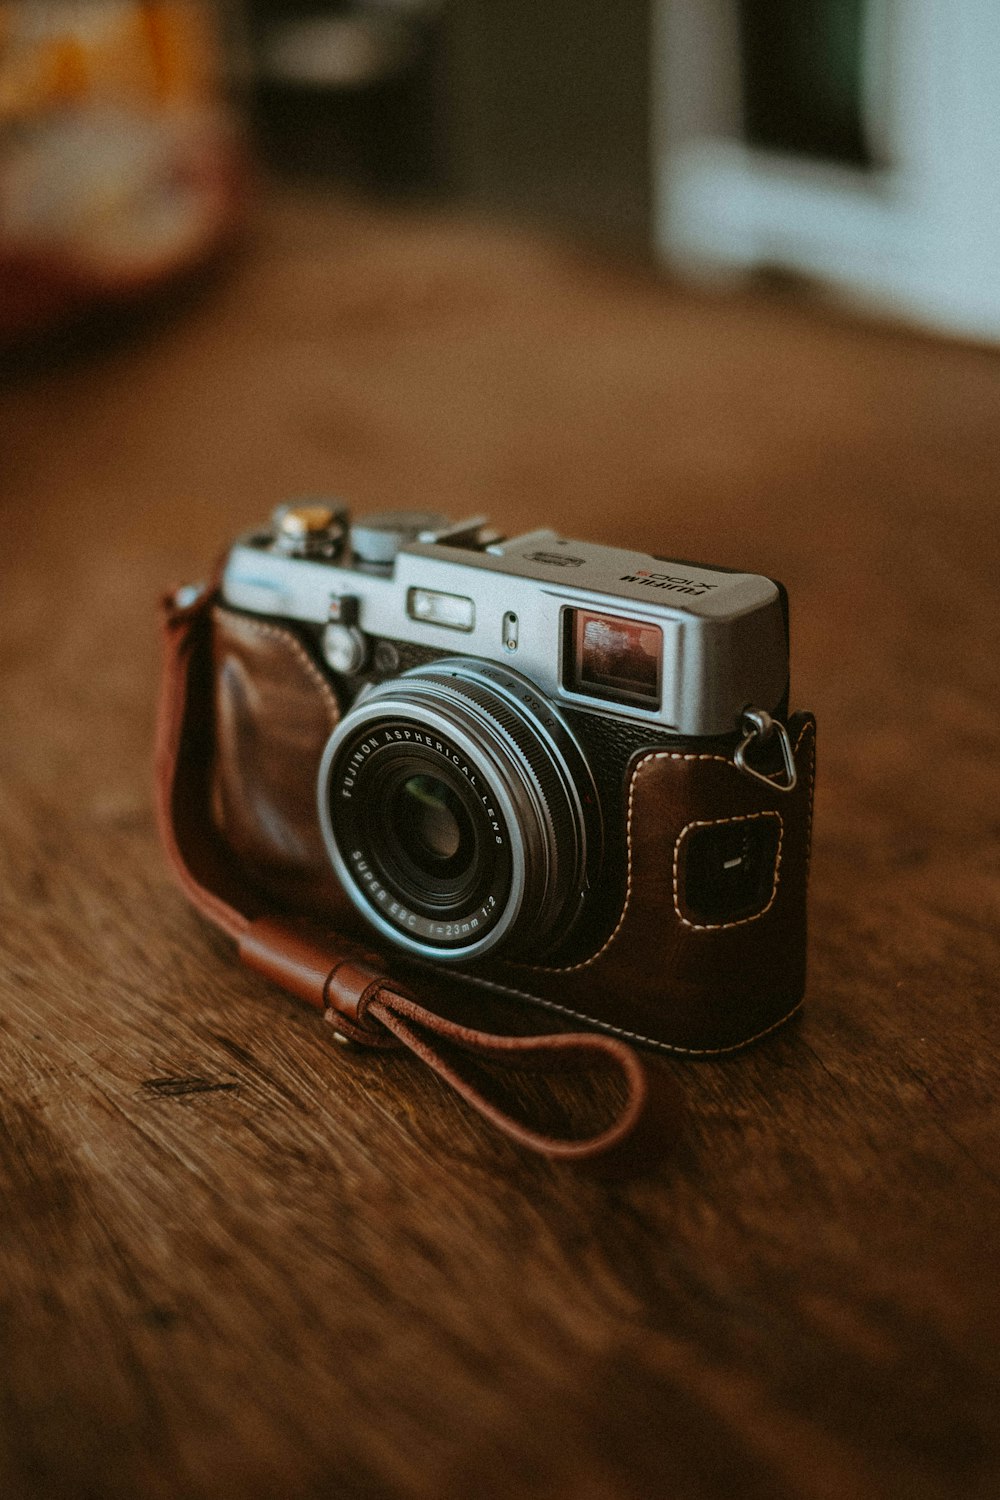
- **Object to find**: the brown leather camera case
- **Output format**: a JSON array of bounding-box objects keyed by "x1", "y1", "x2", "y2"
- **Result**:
[{"x1": 207, "y1": 604, "x2": 816, "y2": 1056}]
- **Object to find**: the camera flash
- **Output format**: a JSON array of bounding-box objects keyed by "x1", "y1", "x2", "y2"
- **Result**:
[{"x1": 407, "y1": 588, "x2": 475, "y2": 631}]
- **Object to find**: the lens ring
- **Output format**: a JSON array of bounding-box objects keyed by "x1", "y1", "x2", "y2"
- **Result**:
[
  {"x1": 346, "y1": 741, "x2": 510, "y2": 928},
  {"x1": 317, "y1": 660, "x2": 601, "y2": 963},
  {"x1": 320, "y1": 711, "x2": 521, "y2": 956}
]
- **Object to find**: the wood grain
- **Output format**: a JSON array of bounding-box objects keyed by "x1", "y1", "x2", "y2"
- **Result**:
[{"x1": 1, "y1": 189, "x2": 998, "y2": 1500}]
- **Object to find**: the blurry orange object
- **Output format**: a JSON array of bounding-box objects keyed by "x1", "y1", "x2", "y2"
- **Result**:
[{"x1": 0, "y1": 1, "x2": 244, "y2": 344}]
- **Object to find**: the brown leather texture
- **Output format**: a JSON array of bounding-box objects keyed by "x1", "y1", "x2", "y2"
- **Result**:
[
  {"x1": 210, "y1": 607, "x2": 355, "y2": 924},
  {"x1": 156, "y1": 590, "x2": 257, "y2": 941},
  {"x1": 237, "y1": 915, "x2": 397, "y2": 1045},
  {"x1": 208, "y1": 604, "x2": 816, "y2": 1054},
  {"x1": 481, "y1": 718, "x2": 816, "y2": 1052}
]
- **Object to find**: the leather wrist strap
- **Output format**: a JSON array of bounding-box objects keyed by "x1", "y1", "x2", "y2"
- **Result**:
[{"x1": 155, "y1": 583, "x2": 680, "y2": 1170}]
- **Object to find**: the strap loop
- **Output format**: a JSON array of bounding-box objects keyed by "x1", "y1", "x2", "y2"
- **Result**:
[
  {"x1": 236, "y1": 914, "x2": 679, "y2": 1167},
  {"x1": 359, "y1": 992, "x2": 675, "y2": 1164}
]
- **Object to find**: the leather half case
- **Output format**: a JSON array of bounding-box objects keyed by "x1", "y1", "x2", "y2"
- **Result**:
[{"x1": 210, "y1": 606, "x2": 816, "y2": 1055}]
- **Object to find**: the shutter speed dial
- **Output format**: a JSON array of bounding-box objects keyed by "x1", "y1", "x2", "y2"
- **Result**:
[{"x1": 271, "y1": 501, "x2": 347, "y2": 559}]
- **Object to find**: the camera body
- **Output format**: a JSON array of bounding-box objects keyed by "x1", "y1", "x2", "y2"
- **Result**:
[{"x1": 209, "y1": 503, "x2": 816, "y2": 1053}]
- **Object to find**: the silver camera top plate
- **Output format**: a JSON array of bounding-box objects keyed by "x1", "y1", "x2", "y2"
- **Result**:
[{"x1": 221, "y1": 518, "x2": 788, "y2": 738}]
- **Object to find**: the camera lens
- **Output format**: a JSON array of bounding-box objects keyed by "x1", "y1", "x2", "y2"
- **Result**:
[
  {"x1": 394, "y1": 776, "x2": 468, "y2": 866},
  {"x1": 317, "y1": 661, "x2": 601, "y2": 963}
]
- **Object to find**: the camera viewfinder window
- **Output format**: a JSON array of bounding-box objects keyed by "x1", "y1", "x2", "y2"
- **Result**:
[{"x1": 565, "y1": 609, "x2": 662, "y2": 709}]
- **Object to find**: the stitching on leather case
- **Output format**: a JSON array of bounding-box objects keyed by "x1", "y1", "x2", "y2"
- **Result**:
[
  {"x1": 447, "y1": 967, "x2": 804, "y2": 1056},
  {"x1": 214, "y1": 606, "x2": 341, "y2": 726},
  {"x1": 515, "y1": 718, "x2": 814, "y2": 977},
  {"x1": 672, "y1": 811, "x2": 783, "y2": 931}
]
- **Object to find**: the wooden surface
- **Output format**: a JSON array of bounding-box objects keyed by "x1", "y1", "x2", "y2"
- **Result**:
[{"x1": 1, "y1": 190, "x2": 998, "y2": 1500}]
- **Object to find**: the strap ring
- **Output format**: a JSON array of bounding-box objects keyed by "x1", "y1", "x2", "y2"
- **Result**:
[{"x1": 734, "y1": 708, "x2": 798, "y2": 792}]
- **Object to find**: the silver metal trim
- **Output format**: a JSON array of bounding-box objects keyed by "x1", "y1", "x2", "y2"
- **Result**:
[
  {"x1": 222, "y1": 520, "x2": 789, "y2": 737},
  {"x1": 733, "y1": 708, "x2": 798, "y2": 792},
  {"x1": 317, "y1": 690, "x2": 529, "y2": 962}
]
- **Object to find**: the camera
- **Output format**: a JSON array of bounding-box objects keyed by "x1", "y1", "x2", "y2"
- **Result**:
[{"x1": 208, "y1": 501, "x2": 816, "y2": 1053}]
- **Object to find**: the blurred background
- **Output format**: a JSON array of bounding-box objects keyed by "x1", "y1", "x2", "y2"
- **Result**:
[
  {"x1": 3, "y1": 0, "x2": 1000, "y2": 346},
  {"x1": 2, "y1": 19, "x2": 999, "y2": 1497}
]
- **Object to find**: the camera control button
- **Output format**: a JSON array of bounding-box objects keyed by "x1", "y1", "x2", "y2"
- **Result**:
[
  {"x1": 373, "y1": 640, "x2": 401, "y2": 674},
  {"x1": 322, "y1": 622, "x2": 368, "y2": 675},
  {"x1": 328, "y1": 593, "x2": 359, "y2": 626},
  {"x1": 502, "y1": 611, "x2": 519, "y2": 651}
]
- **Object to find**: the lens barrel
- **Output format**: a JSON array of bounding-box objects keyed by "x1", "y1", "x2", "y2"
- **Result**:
[{"x1": 317, "y1": 660, "x2": 600, "y2": 962}]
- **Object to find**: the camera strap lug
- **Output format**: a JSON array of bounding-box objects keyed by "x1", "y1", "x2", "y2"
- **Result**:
[{"x1": 733, "y1": 708, "x2": 798, "y2": 792}]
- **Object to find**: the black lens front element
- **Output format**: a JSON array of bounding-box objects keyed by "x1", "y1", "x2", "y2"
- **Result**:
[
  {"x1": 371, "y1": 757, "x2": 489, "y2": 913},
  {"x1": 394, "y1": 774, "x2": 469, "y2": 869}
]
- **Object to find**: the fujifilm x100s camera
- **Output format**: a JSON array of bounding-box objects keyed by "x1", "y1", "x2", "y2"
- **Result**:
[{"x1": 199, "y1": 502, "x2": 816, "y2": 1054}]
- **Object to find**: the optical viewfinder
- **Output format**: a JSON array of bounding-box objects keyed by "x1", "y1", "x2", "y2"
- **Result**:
[{"x1": 563, "y1": 608, "x2": 662, "y2": 709}]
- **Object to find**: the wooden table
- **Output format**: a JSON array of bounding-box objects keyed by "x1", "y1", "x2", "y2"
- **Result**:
[{"x1": 1, "y1": 191, "x2": 997, "y2": 1500}]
